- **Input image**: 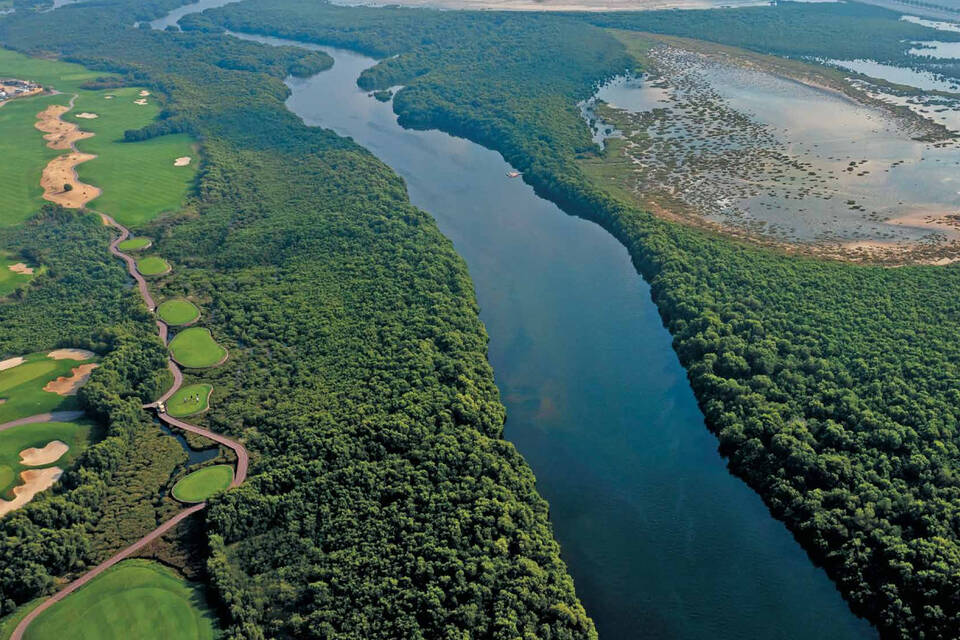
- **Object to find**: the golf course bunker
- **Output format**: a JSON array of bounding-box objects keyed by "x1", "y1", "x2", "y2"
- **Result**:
[
  {"x1": 19, "y1": 440, "x2": 68, "y2": 466},
  {"x1": 42, "y1": 363, "x2": 98, "y2": 396},
  {"x1": 137, "y1": 256, "x2": 171, "y2": 276},
  {"x1": 173, "y1": 156, "x2": 191, "y2": 166},
  {"x1": 172, "y1": 464, "x2": 233, "y2": 503},
  {"x1": 8, "y1": 262, "x2": 33, "y2": 274},
  {"x1": 35, "y1": 104, "x2": 101, "y2": 208},
  {"x1": 0, "y1": 467, "x2": 62, "y2": 517},
  {"x1": 157, "y1": 299, "x2": 200, "y2": 326},
  {"x1": 117, "y1": 236, "x2": 152, "y2": 251},
  {"x1": 47, "y1": 348, "x2": 96, "y2": 360},
  {"x1": 167, "y1": 383, "x2": 212, "y2": 417},
  {"x1": 35, "y1": 104, "x2": 92, "y2": 150},
  {"x1": 0, "y1": 357, "x2": 24, "y2": 371},
  {"x1": 168, "y1": 327, "x2": 227, "y2": 369},
  {"x1": 134, "y1": 98, "x2": 147, "y2": 106},
  {"x1": 74, "y1": 112, "x2": 98, "y2": 119}
]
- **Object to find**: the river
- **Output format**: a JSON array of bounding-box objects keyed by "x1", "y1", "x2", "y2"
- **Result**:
[{"x1": 152, "y1": 6, "x2": 875, "y2": 636}]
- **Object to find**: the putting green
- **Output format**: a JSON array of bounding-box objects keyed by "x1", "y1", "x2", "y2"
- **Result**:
[
  {"x1": 166, "y1": 383, "x2": 212, "y2": 418},
  {"x1": 168, "y1": 328, "x2": 227, "y2": 369},
  {"x1": 0, "y1": 255, "x2": 37, "y2": 297},
  {"x1": 0, "y1": 420, "x2": 98, "y2": 497},
  {"x1": 157, "y1": 299, "x2": 200, "y2": 326},
  {"x1": 172, "y1": 464, "x2": 233, "y2": 503},
  {"x1": 136, "y1": 256, "x2": 170, "y2": 277},
  {"x1": 23, "y1": 559, "x2": 219, "y2": 640},
  {"x1": 0, "y1": 352, "x2": 98, "y2": 424},
  {"x1": 117, "y1": 236, "x2": 152, "y2": 252}
]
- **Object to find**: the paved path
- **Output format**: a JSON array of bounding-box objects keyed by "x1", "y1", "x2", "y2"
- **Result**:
[
  {"x1": 0, "y1": 411, "x2": 85, "y2": 433},
  {"x1": 11, "y1": 214, "x2": 248, "y2": 640}
]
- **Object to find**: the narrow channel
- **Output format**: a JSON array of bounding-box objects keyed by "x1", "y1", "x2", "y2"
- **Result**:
[{"x1": 166, "y1": 16, "x2": 873, "y2": 637}]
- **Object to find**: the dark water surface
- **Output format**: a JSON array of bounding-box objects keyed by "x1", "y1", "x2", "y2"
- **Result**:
[{"x1": 207, "y1": 26, "x2": 874, "y2": 639}]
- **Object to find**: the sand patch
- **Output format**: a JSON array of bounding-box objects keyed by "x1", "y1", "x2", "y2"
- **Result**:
[
  {"x1": 0, "y1": 467, "x2": 62, "y2": 517},
  {"x1": 47, "y1": 348, "x2": 96, "y2": 361},
  {"x1": 41, "y1": 151, "x2": 100, "y2": 208},
  {"x1": 74, "y1": 112, "x2": 99, "y2": 119},
  {"x1": 8, "y1": 263, "x2": 33, "y2": 275},
  {"x1": 173, "y1": 156, "x2": 191, "y2": 167},
  {"x1": 138, "y1": 90, "x2": 150, "y2": 97},
  {"x1": 133, "y1": 98, "x2": 147, "y2": 106},
  {"x1": 104, "y1": 95, "x2": 114, "y2": 100},
  {"x1": 35, "y1": 104, "x2": 93, "y2": 150},
  {"x1": 42, "y1": 363, "x2": 98, "y2": 396},
  {"x1": 0, "y1": 357, "x2": 24, "y2": 371},
  {"x1": 19, "y1": 440, "x2": 68, "y2": 466}
]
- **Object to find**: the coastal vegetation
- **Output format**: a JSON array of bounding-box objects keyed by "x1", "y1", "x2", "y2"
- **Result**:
[
  {"x1": 167, "y1": 328, "x2": 225, "y2": 369},
  {"x1": 156, "y1": 299, "x2": 199, "y2": 326},
  {"x1": 171, "y1": 464, "x2": 231, "y2": 503}
]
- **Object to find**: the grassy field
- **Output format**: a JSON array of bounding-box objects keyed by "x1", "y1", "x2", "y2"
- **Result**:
[
  {"x1": 0, "y1": 255, "x2": 36, "y2": 296},
  {"x1": 157, "y1": 299, "x2": 199, "y2": 326},
  {"x1": 166, "y1": 383, "x2": 212, "y2": 417},
  {"x1": 0, "y1": 420, "x2": 98, "y2": 497},
  {"x1": 136, "y1": 256, "x2": 170, "y2": 276},
  {"x1": 22, "y1": 560, "x2": 219, "y2": 640},
  {"x1": 168, "y1": 328, "x2": 226, "y2": 369},
  {"x1": 68, "y1": 87, "x2": 196, "y2": 227},
  {"x1": 117, "y1": 236, "x2": 152, "y2": 251},
  {"x1": 0, "y1": 352, "x2": 97, "y2": 424},
  {"x1": 172, "y1": 464, "x2": 232, "y2": 503}
]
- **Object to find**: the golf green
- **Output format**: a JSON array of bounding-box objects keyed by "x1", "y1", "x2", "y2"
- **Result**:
[
  {"x1": 157, "y1": 299, "x2": 200, "y2": 326},
  {"x1": 23, "y1": 560, "x2": 219, "y2": 640},
  {"x1": 172, "y1": 464, "x2": 233, "y2": 503},
  {"x1": 0, "y1": 255, "x2": 36, "y2": 296},
  {"x1": 166, "y1": 383, "x2": 212, "y2": 417},
  {"x1": 0, "y1": 352, "x2": 98, "y2": 424},
  {"x1": 0, "y1": 420, "x2": 98, "y2": 497},
  {"x1": 117, "y1": 237, "x2": 152, "y2": 252},
  {"x1": 168, "y1": 328, "x2": 227, "y2": 369},
  {"x1": 136, "y1": 256, "x2": 170, "y2": 277}
]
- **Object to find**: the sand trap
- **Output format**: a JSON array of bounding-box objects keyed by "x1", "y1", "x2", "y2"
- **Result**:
[
  {"x1": 19, "y1": 440, "x2": 68, "y2": 466},
  {"x1": 0, "y1": 357, "x2": 24, "y2": 371},
  {"x1": 139, "y1": 90, "x2": 150, "y2": 97},
  {"x1": 173, "y1": 156, "x2": 191, "y2": 167},
  {"x1": 35, "y1": 104, "x2": 93, "y2": 150},
  {"x1": 35, "y1": 105, "x2": 101, "y2": 208},
  {"x1": 74, "y1": 112, "x2": 98, "y2": 119},
  {"x1": 47, "y1": 348, "x2": 95, "y2": 361},
  {"x1": 0, "y1": 467, "x2": 62, "y2": 517},
  {"x1": 8, "y1": 263, "x2": 33, "y2": 275},
  {"x1": 104, "y1": 95, "x2": 114, "y2": 100},
  {"x1": 133, "y1": 98, "x2": 147, "y2": 106},
  {"x1": 42, "y1": 363, "x2": 98, "y2": 396}
]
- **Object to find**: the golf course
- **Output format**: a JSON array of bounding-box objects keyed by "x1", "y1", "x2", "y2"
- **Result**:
[
  {"x1": 136, "y1": 256, "x2": 170, "y2": 277},
  {"x1": 0, "y1": 351, "x2": 97, "y2": 424},
  {"x1": 171, "y1": 464, "x2": 233, "y2": 503},
  {"x1": 21, "y1": 560, "x2": 218, "y2": 640},
  {"x1": 166, "y1": 383, "x2": 212, "y2": 417},
  {"x1": 156, "y1": 299, "x2": 200, "y2": 326},
  {"x1": 116, "y1": 236, "x2": 151, "y2": 252},
  {"x1": 0, "y1": 420, "x2": 99, "y2": 498},
  {"x1": 0, "y1": 255, "x2": 35, "y2": 297},
  {"x1": 168, "y1": 328, "x2": 227, "y2": 369}
]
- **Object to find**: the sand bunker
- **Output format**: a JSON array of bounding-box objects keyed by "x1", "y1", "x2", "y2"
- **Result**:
[
  {"x1": 47, "y1": 348, "x2": 96, "y2": 361},
  {"x1": 8, "y1": 263, "x2": 33, "y2": 275},
  {"x1": 0, "y1": 357, "x2": 24, "y2": 371},
  {"x1": 19, "y1": 440, "x2": 68, "y2": 466},
  {"x1": 139, "y1": 90, "x2": 150, "y2": 97},
  {"x1": 173, "y1": 156, "x2": 191, "y2": 167},
  {"x1": 133, "y1": 98, "x2": 147, "y2": 106},
  {"x1": 0, "y1": 467, "x2": 62, "y2": 517},
  {"x1": 74, "y1": 112, "x2": 99, "y2": 119},
  {"x1": 35, "y1": 104, "x2": 93, "y2": 150},
  {"x1": 104, "y1": 95, "x2": 114, "y2": 100},
  {"x1": 36, "y1": 105, "x2": 101, "y2": 208},
  {"x1": 42, "y1": 363, "x2": 98, "y2": 396}
]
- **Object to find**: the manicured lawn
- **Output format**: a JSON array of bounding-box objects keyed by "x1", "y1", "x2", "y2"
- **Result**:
[
  {"x1": 172, "y1": 464, "x2": 233, "y2": 503},
  {"x1": 168, "y1": 328, "x2": 227, "y2": 369},
  {"x1": 23, "y1": 559, "x2": 219, "y2": 640},
  {"x1": 0, "y1": 420, "x2": 98, "y2": 497},
  {"x1": 117, "y1": 236, "x2": 152, "y2": 251},
  {"x1": 0, "y1": 352, "x2": 97, "y2": 424},
  {"x1": 136, "y1": 256, "x2": 170, "y2": 276},
  {"x1": 0, "y1": 255, "x2": 36, "y2": 296},
  {"x1": 157, "y1": 299, "x2": 200, "y2": 326},
  {"x1": 166, "y1": 383, "x2": 212, "y2": 417},
  {"x1": 68, "y1": 87, "x2": 196, "y2": 227}
]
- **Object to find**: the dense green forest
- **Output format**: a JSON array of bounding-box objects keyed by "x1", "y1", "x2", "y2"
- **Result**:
[
  {"x1": 197, "y1": 1, "x2": 960, "y2": 638},
  {"x1": 0, "y1": 1, "x2": 595, "y2": 638}
]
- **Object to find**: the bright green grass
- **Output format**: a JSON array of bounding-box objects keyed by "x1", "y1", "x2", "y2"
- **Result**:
[
  {"x1": 0, "y1": 598, "x2": 44, "y2": 640},
  {"x1": 166, "y1": 384, "x2": 213, "y2": 418},
  {"x1": 168, "y1": 328, "x2": 227, "y2": 369},
  {"x1": 68, "y1": 87, "x2": 196, "y2": 226},
  {"x1": 0, "y1": 352, "x2": 97, "y2": 424},
  {"x1": 0, "y1": 255, "x2": 36, "y2": 296},
  {"x1": 117, "y1": 236, "x2": 152, "y2": 251},
  {"x1": 23, "y1": 559, "x2": 219, "y2": 640},
  {"x1": 172, "y1": 464, "x2": 233, "y2": 503},
  {"x1": 0, "y1": 420, "x2": 98, "y2": 497},
  {"x1": 157, "y1": 299, "x2": 200, "y2": 326},
  {"x1": 136, "y1": 256, "x2": 170, "y2": 276},
  {"x1": 0, "y1": 48, "x2": 105, "y2": 94}
]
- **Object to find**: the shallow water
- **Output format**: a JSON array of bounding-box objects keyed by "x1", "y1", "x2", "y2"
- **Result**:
[
  {"x1": 910, "y1": 40, "x2": 960, "y2": 59},
  {"x1": 223, "y1": 30, "x2": 875, "y2": 639},
  {"x1": 148, "y1": 0, "x2": 240, "y2": 30},
  {"x1": 159, "y1": 422, "x2": 219, "y2": 466},
  {"x1": 831, "y1": 58, "x2": 960, "y2": 91},
  {"x1": 901, "y1": 14, "x2": 960, "y2": 33}
]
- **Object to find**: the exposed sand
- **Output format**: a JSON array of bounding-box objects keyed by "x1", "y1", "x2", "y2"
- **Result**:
[
  {"x1": 19, "y1": 441, "x2": 68, "y2": 466},
  {"x1": 74, "y1": 112, "x2": 98, "y2": 119},
  {"x1": 133, "y1": 98, "x2": 147, "y2": 106},
  {"x1": 36, "y1": 104, "x2": 101, "y2": 208},
  {"x1": 8, "y1": 263, "x2": 33, "y2": 275},
  {"x1": 35, "y1": 104, "x2": 92, "y2": 150},
  {"x1": 138, "y1": 90, "x2": 150, "y2": 97},
  {"x1": 0, "y1": 467, "x2": 63, "y2": 517},
  {"x1": 42, "y1": 363, "x2": 98, "y2": 396},
  {"x1": 0, "y1": 357, "x2": 24, "y2": 371},
  {"x1": 173, "y1": 156, "x2": 191, "y2": 167},
  {"x1": 104, "y1": 95, "x2": 114, "y2": 100},
  {"x1": 47, "y1": 348, "x2": 96, "y2": 361}
]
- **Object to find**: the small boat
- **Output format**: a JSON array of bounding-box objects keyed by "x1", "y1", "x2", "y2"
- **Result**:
[{"x1": 506, "y1": 171, "x2": 522, "y2": 178}]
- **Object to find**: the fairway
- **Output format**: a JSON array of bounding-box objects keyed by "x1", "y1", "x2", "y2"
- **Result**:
[
  {"x1": 0, "y1": 352, "x2": 97, "y2": 424},
  {"x1": 166, "y1": 383, "x2": 212, "y2": 417},
  {"x1": 172, "y1": 464, "x2": 233, "y2": 503},
  {"x1": 117, "y1": 236, "x2": 152, "y2": 251},
  {"x1": 0, "y1": 420, "x2": 97, "y2": 497},
  {"x1": 157, "y1": 299, "x2": 200, "y2": 326},
  {"x1": 0, "y1": 255, "x2": 36, "y2": 296},
  {"x1": 168, "y1": 328, "x2": 227, "y2": 369},
  {"x1": 136, "y1": 256, "x2": 170, "y2": 276},
  {"x1": 23, "y1": 560, "x2": 219, "y2": 640}
]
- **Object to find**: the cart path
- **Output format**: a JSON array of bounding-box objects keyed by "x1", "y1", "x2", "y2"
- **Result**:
[{"x1": 11, "y1": 215, "x2": 247, "y2": 640}]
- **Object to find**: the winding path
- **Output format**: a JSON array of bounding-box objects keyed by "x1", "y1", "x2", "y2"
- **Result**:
[{"x1": 10, "y1": 216, "x2": 247, "y2": 639}]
